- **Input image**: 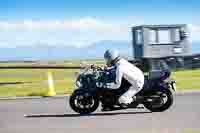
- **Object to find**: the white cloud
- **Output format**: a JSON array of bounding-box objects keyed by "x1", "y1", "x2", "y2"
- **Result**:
[
  {"x1": 0, "y1": 17, "x2": 199, "y2": 48},
  {"x1": 0, "y1": 17, "x2": 122, "y2": 32},
  {"x1": 0, "y1": 17, "x2": 132, "y2": 47}
]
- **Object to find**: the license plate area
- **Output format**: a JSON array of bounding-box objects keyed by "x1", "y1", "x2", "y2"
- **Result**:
[{"x1": 171, "y1": 82, "x2": 176, "y2": 91}]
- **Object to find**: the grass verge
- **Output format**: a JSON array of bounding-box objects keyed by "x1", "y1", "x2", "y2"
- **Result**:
[{"x1": 0, "y1": 68, "x2": 199, "y2": 97}]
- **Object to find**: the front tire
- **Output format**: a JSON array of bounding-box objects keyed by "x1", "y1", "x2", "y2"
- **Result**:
[
  {"x1": 69, "y1": 90, "x2": 99, "y2": 114},
  {"x1": 143, "y1": 87, "x2": 174, "y2": 112}
]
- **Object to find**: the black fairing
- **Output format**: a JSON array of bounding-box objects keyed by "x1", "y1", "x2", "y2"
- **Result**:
[
  {"x1": 79, "y1": 74, "x2": 96, "y2": 90},
  {"x1": 137, "y1": 76, "x2": 169, "y2": 96},
  {"x1": 142, "y1": 70, "x2": 171, "y2": 90}
]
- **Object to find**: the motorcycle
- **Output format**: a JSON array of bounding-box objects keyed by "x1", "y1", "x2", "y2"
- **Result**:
[{"x1": 69, "y1": 65, "x2": 176, "y2": 114}]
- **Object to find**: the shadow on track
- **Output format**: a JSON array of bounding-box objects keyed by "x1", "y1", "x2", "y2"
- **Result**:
[{"x1": 25, "y1": 111, "x2": 151, "y2": 118}]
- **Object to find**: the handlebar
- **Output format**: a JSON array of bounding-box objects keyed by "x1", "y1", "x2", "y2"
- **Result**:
[{"x1": 90, "y1": 64, "x2": 104, "y2": 71}]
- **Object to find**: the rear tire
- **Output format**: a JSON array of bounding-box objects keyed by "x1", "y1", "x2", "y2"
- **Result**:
[
  {"x1": 69, "y1": 90, "x2": 99, "y2": 114},
  {"x1": 143, "y1": 87, "x2": 174, "y2": 112}
]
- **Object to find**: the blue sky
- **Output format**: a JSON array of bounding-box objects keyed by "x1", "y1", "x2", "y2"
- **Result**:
[
  {"x1": 0, "y1": 0, "x2": 199, "y2": 19},
  {"x1": 0, "y1": 0, "x2": 200, "y2": 48},
  {"x1": 1, "y1": 0, "x2": 200, "y2": 23}
]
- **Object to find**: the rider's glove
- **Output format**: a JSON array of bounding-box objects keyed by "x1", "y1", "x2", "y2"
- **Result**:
[{"x1": 96, "y1": 82, "x2": 106, "y2": 88}]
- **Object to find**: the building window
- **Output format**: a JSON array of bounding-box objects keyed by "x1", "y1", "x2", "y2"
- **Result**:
[
  {"x1": 135, "y1": 30, "x2": 143, "y2": 45},
  {"x1": 148, "y1": 29, "x2": 172, "y2": 44},
  {"x1": 149, "y1": 29, "x2": 157, "y2": 44},
  {"x1": 158, "y1": 30, "x2": 171, "y2": 44}
]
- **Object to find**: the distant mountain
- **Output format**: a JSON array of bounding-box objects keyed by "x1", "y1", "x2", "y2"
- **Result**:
[
  {"x1": 0, "y1": 40, "x2": 199, "y2": 61},
  {"x1": 83, "y1": 40, "x2": 132, "y2": 59},
  {"x1": 0, "y1": 40, "x2": 132, "y2": 61}
]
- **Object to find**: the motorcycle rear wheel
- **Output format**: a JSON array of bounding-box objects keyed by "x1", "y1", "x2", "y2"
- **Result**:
[{"x1": 143, "y1": 87, "x2": 174, "y2": 112}]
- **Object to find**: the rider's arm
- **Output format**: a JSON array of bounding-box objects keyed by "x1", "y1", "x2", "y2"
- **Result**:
[
  {"x1": 106, "y1": 65, "x2": 123, "y2": 89},
  {"x1": 105, "y1": 65, "x2": 115, "y2": 70}
]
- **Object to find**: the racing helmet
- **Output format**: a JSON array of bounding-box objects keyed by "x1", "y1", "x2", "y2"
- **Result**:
[{"x1": 104, "y1": 49, "x2": 120, "y2": 66}]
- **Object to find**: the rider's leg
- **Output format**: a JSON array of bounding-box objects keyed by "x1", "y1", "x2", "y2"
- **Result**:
[{"x1": 118, "y1": 80, "x2": 144, "y2": 107}]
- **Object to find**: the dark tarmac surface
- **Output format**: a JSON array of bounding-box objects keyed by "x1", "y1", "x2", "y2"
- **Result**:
[{"x1": 0, "y1": 93, "x2": 200, "y2": 133}]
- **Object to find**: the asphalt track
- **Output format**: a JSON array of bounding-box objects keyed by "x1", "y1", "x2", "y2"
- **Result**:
[{"x1": 0, "y1": 93, "x2": 200, "y2": 133}]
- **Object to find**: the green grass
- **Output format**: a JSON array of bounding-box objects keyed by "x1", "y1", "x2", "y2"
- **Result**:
[
  {"x1": 0, "y1": 69, "x2": 78, "y2": 97},
  {"x1": 172, "y1": 69, "x2": 200, "y2": 91},
  {"x1": 0, "y1": 61, "x2": 199, "y2": 97}
]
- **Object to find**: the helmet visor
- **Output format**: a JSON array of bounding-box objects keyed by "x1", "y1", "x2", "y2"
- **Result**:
[{"x1": 105, "y1": 58, "x2": 112, "y2": 66}]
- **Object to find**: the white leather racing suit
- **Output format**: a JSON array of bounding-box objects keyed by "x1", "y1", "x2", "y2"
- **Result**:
[{"x1": 106, "y1": 58, "x2": 144, "y2": 104}]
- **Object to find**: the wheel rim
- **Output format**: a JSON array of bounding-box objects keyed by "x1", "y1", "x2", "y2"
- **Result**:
[
  {"x1": 149, "y1": 91, "x2": 168, "y2": 108},
  {"x1": 74, "y1": 94, "x2": 95, "y2": 109}
]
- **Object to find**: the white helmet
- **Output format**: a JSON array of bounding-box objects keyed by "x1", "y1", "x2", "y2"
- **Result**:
[{"x1": 104, "y1": 49, "x2": 120, "y2": 66}]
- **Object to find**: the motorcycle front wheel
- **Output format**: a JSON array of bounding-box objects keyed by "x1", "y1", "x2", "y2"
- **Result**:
[{"x1": 69, "y1": 90, "x2": 99, "y2": 114}]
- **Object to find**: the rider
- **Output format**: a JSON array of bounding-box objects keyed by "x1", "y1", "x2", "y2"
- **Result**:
[{"x1": 98, "y1": 49, "x2": 144, "y2": 110}]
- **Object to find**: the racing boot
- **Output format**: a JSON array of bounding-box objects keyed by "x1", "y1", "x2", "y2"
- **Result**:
[
  {"x1": 119, "y1": 103, "x2": 128, "y2": 109},
  {"x1": 101, "y1": 104, "x2": 115, "y2": 111}
]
